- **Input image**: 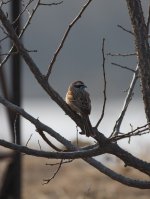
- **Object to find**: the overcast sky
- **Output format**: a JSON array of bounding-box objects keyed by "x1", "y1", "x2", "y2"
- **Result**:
[{"x1": 2, "y1": 0, "x2": 149, "y2": 99}]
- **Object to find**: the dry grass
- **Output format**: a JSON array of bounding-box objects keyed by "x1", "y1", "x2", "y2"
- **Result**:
[
  {"x1": 0, "y1": 144, "x2": 150, "y2": 199},
  {"x1": 20, "y1": 156, "x2": 150, "y2": 199}
]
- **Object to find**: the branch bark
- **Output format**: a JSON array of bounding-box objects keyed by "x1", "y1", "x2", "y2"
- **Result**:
[
  {"x1": 0, "y1": 8, "x2": 85, "y2": 132},
  {"x1": 112, "y1": 64, "x2": 139, "y2": 136},
  {"x1": 126, "y1": 0, "x2": 150, "y2": 125},
  {"x1": 1, "y1": 95, "x2": 150, "y2": 189}
]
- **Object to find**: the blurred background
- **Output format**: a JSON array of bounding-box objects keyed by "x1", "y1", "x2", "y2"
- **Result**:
[
  {"x1": 1, "y1": 0, "x2": 149, "y2": 152},
  {"x1": 0, "y1": 0, "x2": 150, "y2": 198}
]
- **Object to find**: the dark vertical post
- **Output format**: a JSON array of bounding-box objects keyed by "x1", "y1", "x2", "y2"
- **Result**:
[
  {"x1": 11, "y1": 0, "x2": 22, "y2": 144},
  {"x1": 11, "y1": 0, "x2": 22, "y2": 198},
  {"x1": 0, "y1": 1, "x2": 22, "y2": 198}
]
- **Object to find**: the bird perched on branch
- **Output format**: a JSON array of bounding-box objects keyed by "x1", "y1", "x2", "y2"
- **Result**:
[{"x1": 65, "y1": 81, "x2": 94, "y2": 137}]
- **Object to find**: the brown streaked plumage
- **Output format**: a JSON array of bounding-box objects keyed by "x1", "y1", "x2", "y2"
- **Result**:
[{"x1": 65, "y1": 81, "x2": 94, "y2": 137}]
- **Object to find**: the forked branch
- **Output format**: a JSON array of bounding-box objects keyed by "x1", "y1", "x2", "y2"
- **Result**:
[
  {"x1": 1, "y1": 96, "x2": 150, "y2": 189},
  {"x1": 111, "y1": 64, "x2": 139, "y2": 137}
]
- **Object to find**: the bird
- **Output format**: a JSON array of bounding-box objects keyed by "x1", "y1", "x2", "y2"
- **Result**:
[{"x1": 65, "y1": 80, "x2": 94, "y2": 137}]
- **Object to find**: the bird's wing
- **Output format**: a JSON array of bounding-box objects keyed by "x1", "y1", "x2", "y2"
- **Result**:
[{"x1": 75, "y1": 91, "x2": 91, "y2": 115}]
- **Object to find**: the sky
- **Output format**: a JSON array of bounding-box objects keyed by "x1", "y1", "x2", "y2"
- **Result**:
[
  {"x1": 19, "y1": 0, "x2": 148, "y2": 99},
  {"x1": 1, "y1": 0, "x2": 149, "y2": 99}
]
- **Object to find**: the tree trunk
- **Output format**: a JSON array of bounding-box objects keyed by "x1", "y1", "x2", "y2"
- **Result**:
[{"x1": 126, "y1": 0, "x2": 150, "y2": 124}]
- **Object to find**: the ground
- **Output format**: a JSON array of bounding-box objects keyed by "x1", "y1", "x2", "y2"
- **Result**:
[
  {"x1": 22, "y1": 156, "x2": 150, "y2": 199},
  {"x1": 0, "y1": 149, "x2": 150, "y2": 199}
]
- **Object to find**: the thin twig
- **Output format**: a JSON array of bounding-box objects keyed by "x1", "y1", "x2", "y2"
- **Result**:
[
  {"x1": 147, "y1": 5, "x2": 150, "y2": 34},
  {"x1": 95, "y1": 38, "x2": 107, "y2": 128},
  {"x1": 76, "y1": 125, "x2": 79, "y2": 147},
  {"x1": 25, "y1": 133, "x2": 33, "y2": 146},
  {"x1": 117, "y1": 24, "x2": 134, "y2": 35},
  {"x1": 110, "y1": 64, "x2": 139, "y2": 137},
  {"x1": 25, "y1": 49, "x2": 38, "y2": 53},
  {"x1": 45, "y1": 159, "x2": 73, "y2": 166},
  {"x1": 43, "y1": 159, "x2": 63, "y2": 184},
  {"x1": 13, "y1": 114, "x2": 18, "y2": 144},
  {"x1": 36, "y1": 128, "x2": 62, "y2": 151},
  {"x1": 111, "y1": 62, "x2": 136, "y2": 73},
  {"x1": 12, "y1": 0, "x2": 34, "y2": 25},
  {"x1": 0, "y1": 0, "x2": 12, "y2": 6},
  {"x1": 38, "y1": 139, "x2": 42, "y2": 150},
  {"x1": 110, "y1": 123, "x2": 150, "y2": 142},
  {"x1": 0, "y1": 35, "x2": 9, "y2": 42},
  {"x1": 19, "y1": 0, "x2": 40, "y2": 35},
  {"x1": 107, "y1": 52, "x2": 136, "y2": 57},
  {"x1": 39, "y1": 1, "x2": 63, "y2": 6},
  {"x1": 0, "y1": 0, "x2": 40, "y2": 68},
  {"x1": 45, "y1": 0, "x2": 93, "y2": 79},
  {"x1": 0, "y1": 24, "x2": 9, "y2": 36},
  {"x1": 0, "y1": 51, "x2": 18, "y2": 56}
]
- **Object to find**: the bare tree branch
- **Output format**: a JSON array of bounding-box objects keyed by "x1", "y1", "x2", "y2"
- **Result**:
[
  {"x1": 0, "y1": 139, "x2": 100, "y2": 159},
  {"x1": 1, "y1": 134, "x2": 150, "y2": 189},
  {"x1": 107, "y1": 52, "x2": 136, "y2": 57},
  {"x1": 43, "y1": 159, "x2": 63, "y2": 184},
  {"x1": 45, "y1": 159, "x2": 73, "y2": 166},
  {"x1": 0, "y1": 0, "x2": 12, "y2": 6},
  {"x1": 117, "y1": 24, "x2": 134, "y2": 35},
  {"x1": 146, "y1": 5, "x2": 150, "y2": 34},
  {"x1": 1, "y1": 96, "x2": 150, "y2": 186},
  {"x1": 1, "y1": 4, "x2": 150, "y2": 189},
  {"x1": 0, "y1": 35, "x2": 8, "y2": 42},
  {"x1": 25, "y1": 133, "x2": 33, "y2": 146},
  {"x1": 86, "y1": 158, "x2": 150, "y2": 189},
  {"x1": 1, "y1": 132, "x2": 150, "y2": 189},
  {"x1": 111, "y1": 62, "x2": 136, "y2": 73},
  {"x1": 110, "y1": 123, "x2": 149, "y2": 142},
  {"x1": 39, "y1": 1, "x2": 63, "y2": 6},
  {"x1": 36, "y1": 128, "x2": 62, "y2": 151},
  {"x1": 12, "y1": 0, "x2": 34, "y2": 25},
  {"x1": 0, "y1": 95, "x2": 76, "y2": 149},
  {"x1": 0, "y1": 7, "x2": 85, "y2": 132},
  {"x1": 111, "y1": 64, "x2": 139, "y2": 137},
  {"x1": 95, "y1": 38, "x2": 107, "y2": 128},
  {"x1": 45, "y1": 0, "x2": 93, "y2": 79},
  {"x1": 0, "y1": 0, "x2": 40, "y2": 68},
  {"x1": 126, "y1": 0, "x2": 150, "y2": 127}
]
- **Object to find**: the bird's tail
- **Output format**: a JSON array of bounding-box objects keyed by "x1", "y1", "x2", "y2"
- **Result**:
[{"x1": 82, "y1": 115, "x2": 95, "y2": 137}]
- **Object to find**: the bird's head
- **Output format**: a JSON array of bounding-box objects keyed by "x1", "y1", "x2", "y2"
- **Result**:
[{"x1": 71, "y1": 81, "x2": 87, "y2": 90}]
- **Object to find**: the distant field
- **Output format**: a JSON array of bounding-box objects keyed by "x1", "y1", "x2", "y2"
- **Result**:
[
  {"x1": 0, "y1": 146, "x2": 150, "y2": 199},
  {"x1": 20, "y1": 156, "x2": 150, "y2": 199}
]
